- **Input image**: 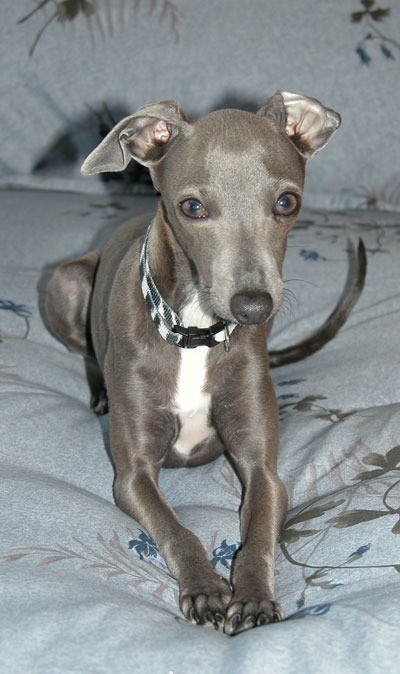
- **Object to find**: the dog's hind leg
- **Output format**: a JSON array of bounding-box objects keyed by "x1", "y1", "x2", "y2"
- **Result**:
[
  {"x1": 46, "y1": 251, "x2": 100, "y2": 355},
  {"x1": 46, "y1": 251, "x2": 108, "y2": 413},
  {"x1": 85, "y1": 355, "x2": 109, "y2": 415}
]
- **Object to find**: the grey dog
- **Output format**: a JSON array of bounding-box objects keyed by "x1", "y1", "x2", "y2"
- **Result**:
[{"x1": 46, "y1": 91, "x2": 366, "y2": 635}]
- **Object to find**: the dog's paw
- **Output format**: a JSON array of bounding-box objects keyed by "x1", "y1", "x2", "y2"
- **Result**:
[
  {"x1": 224, "y1": 597, "x2": 283, "y2": 636},
  {"x1": 180, "y1": 577, "x2": 232, "y2": 629},
  {"x1": 90, "y1": 390, "x2": 109, "y2": 416}
]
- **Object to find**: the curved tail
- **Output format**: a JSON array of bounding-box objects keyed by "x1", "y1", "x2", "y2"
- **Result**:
[{"x1": 269, "y1": 239, "x2": 367, "y2": 368}]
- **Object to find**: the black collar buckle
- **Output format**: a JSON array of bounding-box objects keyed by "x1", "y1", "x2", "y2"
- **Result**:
[{"x1": 173, "y1": 321, "x2": 227, "y2": 349}]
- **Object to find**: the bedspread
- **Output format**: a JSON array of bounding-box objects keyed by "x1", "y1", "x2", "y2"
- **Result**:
[{"x1": 1, "y1": 189, "x2": 399, "y2": 674}]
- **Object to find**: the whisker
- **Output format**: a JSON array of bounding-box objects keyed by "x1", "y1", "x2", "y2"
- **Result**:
[
  {"x1": 179, "y1": 275, "x2": 310, "y2": 325},
  {"x1": 276, "y1": 287, "x2": 300, "y2": 324},
  {"x1": 284, "y1": 277, "x2": 317, "y2": 288}
]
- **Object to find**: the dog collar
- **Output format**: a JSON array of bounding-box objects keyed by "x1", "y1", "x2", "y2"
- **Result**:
[{"x1": 139, "y1": 222, "x2": 236, "y2": 350}]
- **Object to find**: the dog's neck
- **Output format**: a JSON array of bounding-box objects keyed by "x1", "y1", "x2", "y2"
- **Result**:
[
  {"x1": 148, "y1": 205, "x2": 193, "y2": 313},
  {"x1": 141, "y1": 205, "x2": 235, "y2": 350}
]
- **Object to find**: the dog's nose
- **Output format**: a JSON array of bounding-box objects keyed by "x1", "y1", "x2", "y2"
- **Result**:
[{"x1": 230, "y1": 291, "x2": 273, "y2": 325}]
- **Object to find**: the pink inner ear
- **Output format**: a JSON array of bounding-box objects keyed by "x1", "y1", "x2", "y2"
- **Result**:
[
  {"x1": 153, "y1": 120, "x2": 171, "y2": 144},
  {"x1": 286, "y1": 119, "x2": 298, "y2": 137},
  {"x1": 285, "y1": 104, "x2": 310, "y2": 139}
]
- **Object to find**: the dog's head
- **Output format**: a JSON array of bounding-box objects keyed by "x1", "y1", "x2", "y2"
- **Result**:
[{"x1": 82, "y1": 92, "x2": 340, "y2": 326}]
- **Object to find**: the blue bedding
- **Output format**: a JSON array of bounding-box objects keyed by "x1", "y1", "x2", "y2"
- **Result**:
[{"x1": 1, "y1": 189, "x2": 399, "y2": 673}]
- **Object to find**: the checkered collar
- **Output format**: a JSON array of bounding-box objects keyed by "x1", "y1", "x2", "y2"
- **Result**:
[{"x1": 139, "y1": 221, "x2": 236, "y2": 350}]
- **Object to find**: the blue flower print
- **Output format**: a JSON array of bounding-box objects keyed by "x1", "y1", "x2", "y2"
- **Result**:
[
  {"x1": 381, "y1": 43, "x2": 394, "y2": 59},
  {"x1": 351, "y1": 1, "x2": 399, "y2": 64},
  {"x1": 0, "y1": 300, "x2": 32, "y2": 317},
  {"x1": 356, "y1": 44, "x2": 372, "y2": 65},
  {"x1": 210, "y1": 539, "x2": 240, "y2": 571},
  {"x1": 0, "y1": 299, "x2": 32, "y2": 340},
  {"x1": 299, "y1": 249, "x2": 327, "y2": 262},
  {"x1": 128, "y1": 531, "x2": 160, "y2": 561},
  {"x1": 289, "y1": 603, "x2": 332, "y2": 620},
  {"x1": 348, "y1": 543, "x2": 371, "y2": 562}
]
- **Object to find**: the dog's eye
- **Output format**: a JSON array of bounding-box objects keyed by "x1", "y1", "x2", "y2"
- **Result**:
[
  {"x1": 179, "y1": 199, "x2": 208, "y2": 219},
  {"x1": 274, "y1": 193, "x2": 301, "y2": 217}
]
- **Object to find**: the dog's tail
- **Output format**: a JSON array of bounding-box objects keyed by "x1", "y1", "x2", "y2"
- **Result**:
[{"x1": 269, "y1": 239, "x2": 367, "y2": 368}]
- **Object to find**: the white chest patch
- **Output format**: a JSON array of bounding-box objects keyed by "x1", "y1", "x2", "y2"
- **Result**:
[{"x1": 173, "y1": 298, "x2": 212, "y2": 455}]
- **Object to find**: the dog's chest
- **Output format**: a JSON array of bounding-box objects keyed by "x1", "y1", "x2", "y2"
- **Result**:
[{"x1": 172, "y1": 300, "x2": 212, "y2": 455}]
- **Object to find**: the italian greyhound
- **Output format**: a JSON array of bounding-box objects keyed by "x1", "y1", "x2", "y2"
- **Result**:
[{"x1": 46, "y1": 91, "x2": 366, "y2": 635}]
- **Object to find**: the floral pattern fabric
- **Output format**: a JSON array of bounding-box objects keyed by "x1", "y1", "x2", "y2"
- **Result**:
[
  {"x1": 1, "y1": 189, "x2": 400, "y2": 672},
  {"x1": 1, "y1": 0, "x2": 399, "y2": 205}
]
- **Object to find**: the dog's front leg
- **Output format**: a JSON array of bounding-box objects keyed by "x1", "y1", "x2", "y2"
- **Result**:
[
  {"x1": 213, "y1": 353, "x2": 287, "y2": 635},
  {"x1": 105, "y1": 350, "x2": 232, "y2": 627}
]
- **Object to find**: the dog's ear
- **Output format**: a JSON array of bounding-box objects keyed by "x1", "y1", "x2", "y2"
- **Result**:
[
  {"x1": 257, "y1": 91, "x2": 341, "y2": 158},
  {"x1": 81, "y1": 101, "x2": 189, "y2": 175}
]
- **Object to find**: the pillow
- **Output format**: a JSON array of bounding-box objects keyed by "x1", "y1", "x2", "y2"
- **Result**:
[{"x1": 0, "y1": 0, "x2": 399, "y2": 209}]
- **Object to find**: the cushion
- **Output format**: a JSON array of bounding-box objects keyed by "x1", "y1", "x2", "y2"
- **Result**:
[
  {"x1": 1, "y1": 189, "x2": 399, "y2": 671},
  {"x1": 1, "y1": 0, "x2": 399, "y2": 209}
]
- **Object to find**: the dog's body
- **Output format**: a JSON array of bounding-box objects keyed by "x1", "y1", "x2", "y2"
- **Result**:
[{"x1": 46, "y1": 92, "x2": 366, "y2": 635}]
